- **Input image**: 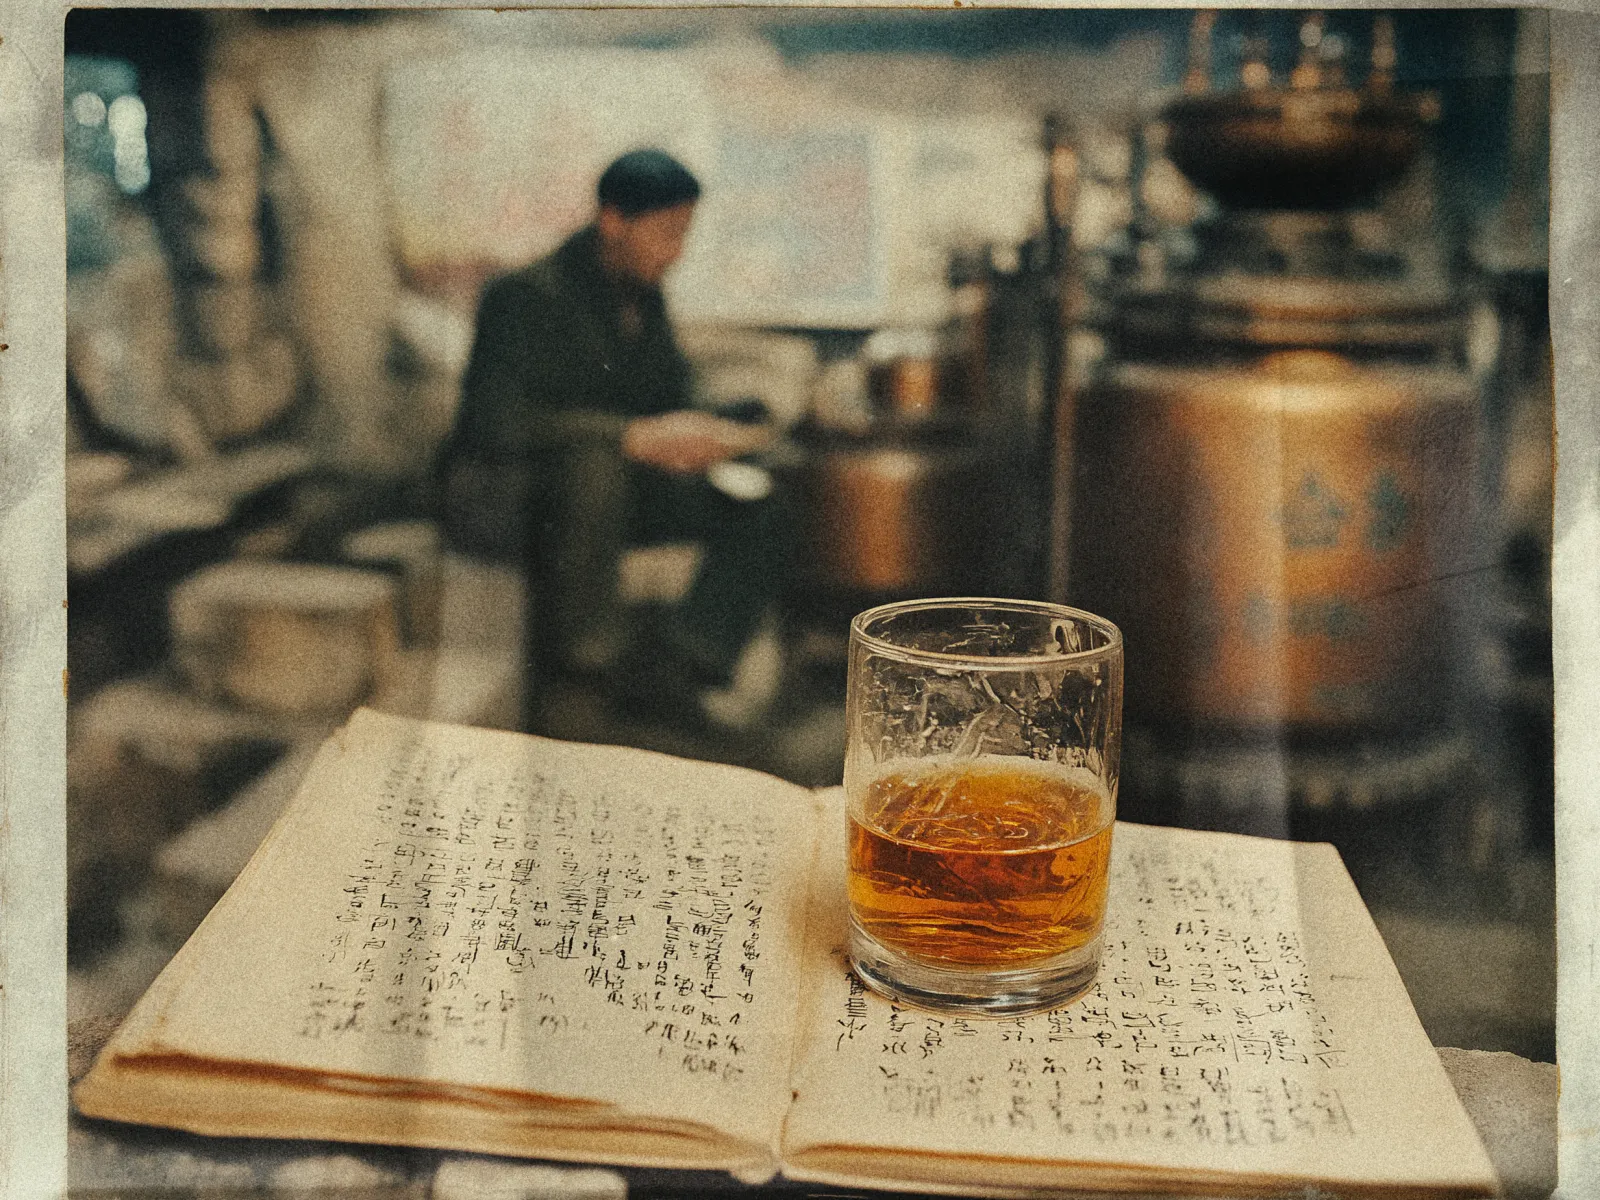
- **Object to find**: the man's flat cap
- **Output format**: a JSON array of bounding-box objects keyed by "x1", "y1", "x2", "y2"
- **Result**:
[{"x1": 597, "y1": 149, "x2": 701, "y2": 217}]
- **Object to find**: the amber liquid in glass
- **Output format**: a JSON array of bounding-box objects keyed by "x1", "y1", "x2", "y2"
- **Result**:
[{"x1": 848, "y1": 759, "x2": 1113, "y2": 968}]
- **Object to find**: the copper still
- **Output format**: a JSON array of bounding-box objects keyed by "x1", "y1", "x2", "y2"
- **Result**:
[{"x1": 1067, "y1": 13, "x2": 1479, "y2": 823}]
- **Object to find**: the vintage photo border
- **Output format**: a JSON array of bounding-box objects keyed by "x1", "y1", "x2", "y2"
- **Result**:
[{"x1": 1, "y1": 1, "x2": 1594, "y2": 1195}]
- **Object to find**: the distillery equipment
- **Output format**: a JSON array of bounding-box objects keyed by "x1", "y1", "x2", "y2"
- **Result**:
[
  {"x1": 785, "y1": 260, "x2": 1035, "y2": 618},
  {"x1": 1067, "y1": 12, "x2": 1481, "y2": 831},
  {"x1": 788, "y1": 420, "x2": 992, "y2": 602}
]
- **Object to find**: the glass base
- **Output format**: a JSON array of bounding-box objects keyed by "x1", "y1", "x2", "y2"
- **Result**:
[{"x1": 848, "y1": 921, "x2": 1103, "y2": 1016}]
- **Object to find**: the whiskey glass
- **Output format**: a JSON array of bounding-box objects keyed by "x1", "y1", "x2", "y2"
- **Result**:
[{"x1": 845, "y1": 598, "x2": 1123, "y2": 1014}]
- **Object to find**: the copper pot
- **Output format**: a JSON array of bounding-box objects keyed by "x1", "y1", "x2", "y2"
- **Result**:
[{"x1": 789, "y1": 426, "x2": 990, "y2": 598}]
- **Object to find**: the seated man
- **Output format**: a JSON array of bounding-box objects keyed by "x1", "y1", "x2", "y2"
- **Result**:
[{"x1": 436, "y1": 149, "x2": 783, "y2": 730}]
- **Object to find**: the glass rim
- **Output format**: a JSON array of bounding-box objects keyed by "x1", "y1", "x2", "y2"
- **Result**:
[{"x1": 849, "y1": 596, "x2": 1123, "y2": 668}]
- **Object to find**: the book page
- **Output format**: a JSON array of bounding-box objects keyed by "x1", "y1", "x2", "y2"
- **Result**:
[
  {"x1": 782, "y1": 797, "x2": 1497, "y2": 1198},
  {"x1": 81, "y1": 710, "x2": 821, "y2": 1174}
]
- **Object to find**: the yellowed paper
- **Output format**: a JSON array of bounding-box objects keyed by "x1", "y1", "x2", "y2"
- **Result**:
[
  {"x1": 77, "y1": 709, "x2": 821, "y2": 1177},
  {"x1": 782, "y1": 804, "x2": 1498, "y2": 1198}
]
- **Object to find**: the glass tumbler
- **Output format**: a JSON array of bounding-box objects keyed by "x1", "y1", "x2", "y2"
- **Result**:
[{"x1": 845, "y1": 598, "x2": 1123, "y2": 1014}]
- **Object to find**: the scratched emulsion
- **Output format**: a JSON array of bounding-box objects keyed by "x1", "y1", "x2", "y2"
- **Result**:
[
  {"x1": 293, "y1": 734, "x2": 781, "y2": 1089},
  {"x1": 807, "y1": 828, "x2": 1354, "y2": 1154}
]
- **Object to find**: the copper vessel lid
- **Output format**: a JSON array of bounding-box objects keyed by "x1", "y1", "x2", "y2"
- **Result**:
[
  {"x1": 1108, "y1": 251, "x2": 1462, "y2": 352},
  {"x1": 1104, "y1": 211, "x2": 1463, "y2": 352}
]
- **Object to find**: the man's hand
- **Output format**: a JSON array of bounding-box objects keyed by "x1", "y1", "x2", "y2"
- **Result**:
[{"x1": 621, "y1": 410, "x2": 772, "y2": 475}]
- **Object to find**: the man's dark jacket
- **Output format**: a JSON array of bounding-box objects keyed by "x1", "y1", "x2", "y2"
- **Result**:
[{"x1": 435, "y1": 224, "x2": 694, "y2": 559}]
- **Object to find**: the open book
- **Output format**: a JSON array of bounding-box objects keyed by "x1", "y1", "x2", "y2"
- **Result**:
[{"x1": 76, "y1": 710, "x2": 1498, "y2": 1198}]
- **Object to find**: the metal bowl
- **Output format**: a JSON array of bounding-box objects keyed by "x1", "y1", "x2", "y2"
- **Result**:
[{"x1": 1163, "y1": 88, "x2": 1437, "y2": 211}]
